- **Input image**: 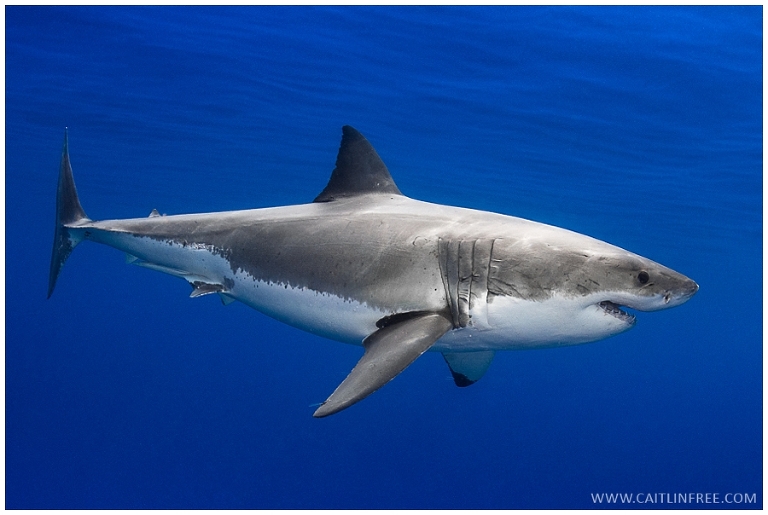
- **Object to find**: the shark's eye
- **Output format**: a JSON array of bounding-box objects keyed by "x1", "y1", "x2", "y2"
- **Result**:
[{"x1": 638, "y1": 271, "x2": 650, "y2": 284}]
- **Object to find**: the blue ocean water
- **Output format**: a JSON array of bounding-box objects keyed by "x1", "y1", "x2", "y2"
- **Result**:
[{"x1": 5, "y1": 5, "x2": 762, "y2": 509}]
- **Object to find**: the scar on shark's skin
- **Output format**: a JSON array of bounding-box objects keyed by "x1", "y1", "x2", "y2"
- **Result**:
[{"x1": 48, "y1": 126, "x2": 698, "y2": 417}]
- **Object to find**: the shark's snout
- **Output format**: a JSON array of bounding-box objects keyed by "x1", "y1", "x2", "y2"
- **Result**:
[
  {"x1": 632, "y1": 272, "x2": 699, "y2": 312},
  {"x1": 665, "y1": 277, "x2": 698, "y2": 307}
]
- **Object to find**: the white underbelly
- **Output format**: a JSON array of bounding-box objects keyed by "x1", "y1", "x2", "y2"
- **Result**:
[
  {"x1": 437, "y1": 293, "x2": 632, "y2": 351},
  {"x1": 232, "y1": 272, "x2": 386, "y2": 345}
]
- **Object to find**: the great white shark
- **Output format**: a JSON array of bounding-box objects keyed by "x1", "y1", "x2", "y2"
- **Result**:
[{"x1": 48, "y1": 126, "x2": 698, "y2": 417}]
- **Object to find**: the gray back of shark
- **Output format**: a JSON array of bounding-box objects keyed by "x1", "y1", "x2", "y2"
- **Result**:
[{"x1": 48, "y1": 126, "x2": 698, "y2": 417}]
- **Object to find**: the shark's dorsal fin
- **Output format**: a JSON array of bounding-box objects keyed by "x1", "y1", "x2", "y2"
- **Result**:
[{"x1": 313, "y1": 126, "x2": 403, "y2": 202}]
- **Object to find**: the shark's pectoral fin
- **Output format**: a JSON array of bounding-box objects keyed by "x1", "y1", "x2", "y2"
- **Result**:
[
  {"x1": 313, "y1": 311, "x2": 453, "y2": 418},
  {"x1": 442, "y1": 350, "x2": 495, "y2": 387}
]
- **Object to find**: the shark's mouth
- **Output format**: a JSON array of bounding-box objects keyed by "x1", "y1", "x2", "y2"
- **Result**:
[{"x1": 599, "y1": 301, "x2": 637, "y2": 325}]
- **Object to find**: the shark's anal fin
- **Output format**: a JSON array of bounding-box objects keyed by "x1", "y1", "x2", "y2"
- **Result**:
[
  {"x1": 313, "y1": 311, "x2": 453, "y2": 418},
  {"x1": 442, "y1": 350, "x2": 495, "y2": 387},
  {"x1": 313, "y1": 126, "x2": 403, "y2": 203}
]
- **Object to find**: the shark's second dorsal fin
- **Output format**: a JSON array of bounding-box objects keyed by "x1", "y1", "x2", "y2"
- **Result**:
[{"x1": 314, "y1": 126, "x2": 403, "y2": 202}]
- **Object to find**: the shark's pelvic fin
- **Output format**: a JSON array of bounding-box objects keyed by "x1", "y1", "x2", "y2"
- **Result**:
[
  {"x1": 189, "y1": 281, "x2": 225, "y2": 298},
  {"x1": 217, "y1": 292, "x2": 236, "y2": 306},
  {"x1": 313, "y1": 311, "x2": 453, "y2": 417},
  {"x1": 126, "y1": 255, "x2": 233, "y2": 303},
  {"x1": 313, "y1": 125, "x2": 403, "y2": 203},
  {"x1": 442, "y1": 350, "x2": 495, "y2": 387},
  {"x1": 48, "y1": 129, "x2": 90, "y2": 298}
]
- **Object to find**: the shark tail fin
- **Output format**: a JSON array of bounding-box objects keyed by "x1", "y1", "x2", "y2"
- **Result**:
[{"x1": 48, "y1": 129, "x2": 90, "y2": 298}]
